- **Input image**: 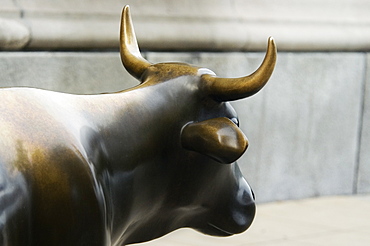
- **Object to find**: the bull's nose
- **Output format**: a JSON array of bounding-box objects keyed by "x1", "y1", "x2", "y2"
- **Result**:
[
  {"x1": 207, "y1": 198, "x2": 255, "y2": 236},
  {"x1": 200, "y1": 166, "x2": 256, "y2": 236},
  {"x1": 231, "y1": 199, "x2": 256, "y2": 233},
  {"x1": 231, "y1": 176, "x2": 256, "y2": 232}
]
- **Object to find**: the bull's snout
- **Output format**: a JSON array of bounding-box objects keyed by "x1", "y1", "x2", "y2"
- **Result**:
[
  {"x1": 229, "y1": 176, "x2": 256, "y2": 233},
  {"x1": 218, "y1": 175, "x2": 256, "y2": 235},
  {"x1": 197, "y1": 170, "x2": 255, "y2": 237}
]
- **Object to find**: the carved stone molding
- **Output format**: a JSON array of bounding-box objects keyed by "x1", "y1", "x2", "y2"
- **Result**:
[
  {"x1": 0, "y1": 18, "x2": 30, "y2": 50},
  {"x1": 1, "y1": 0, "x2": 370, "y2": 51}
]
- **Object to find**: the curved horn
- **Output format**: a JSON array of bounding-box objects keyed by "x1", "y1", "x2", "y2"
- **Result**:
[
  {"x1": 201, "y1": 37, "x2": 277, "y2": 101},
  {"x1": 120, "y1": 5, "x2": 151, "y2": 81}
]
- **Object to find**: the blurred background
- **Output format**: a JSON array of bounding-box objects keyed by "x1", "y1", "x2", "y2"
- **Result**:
[{"x1": 0, "y1": 0, "x2": 369, "y2": 204}]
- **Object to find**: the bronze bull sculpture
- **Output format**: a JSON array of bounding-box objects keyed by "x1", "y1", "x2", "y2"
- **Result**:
[{"x1": 0, "y1": 5, "x2": 276, "y2": 246}]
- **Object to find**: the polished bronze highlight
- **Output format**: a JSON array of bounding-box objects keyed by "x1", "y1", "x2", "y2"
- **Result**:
[
  {"x1": 181, "y1": 117, "x2": 248, "y2": 164},
  {"x1": 0, "y1": 5, "x2": 276, "y2": 246}
]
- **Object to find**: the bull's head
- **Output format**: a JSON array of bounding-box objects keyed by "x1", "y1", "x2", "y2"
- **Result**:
[{"x1": 118, "y1": 5, "x2": 276, "y2": 243}]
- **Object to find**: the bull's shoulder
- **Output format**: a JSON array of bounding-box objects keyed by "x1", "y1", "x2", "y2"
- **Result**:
[
  {"x1": 0, "y1": 143, "x2": 108, "y2": 245},
  {"x1": 0, "y1": 88, "x2": 108, "y2": 244}
]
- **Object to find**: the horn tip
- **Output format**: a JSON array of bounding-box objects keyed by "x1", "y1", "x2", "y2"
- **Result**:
[
  {"x1": 268, "y1": 37, "x2": 277, "y2": 50},
  {"x1": 268, "y1": 37, "x2": 276, "y2": 46},
  {"x1": 122, "y1": 5, "x2": 130, "y2": 17},
  {"x1": 267, "y1": 37, "x2": 277, "y2": 56}
]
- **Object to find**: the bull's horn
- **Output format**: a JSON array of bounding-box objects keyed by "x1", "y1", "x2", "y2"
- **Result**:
[
  {"x1": 201, "y1": 37, "x2": 277, "y2": 101},
  {"x1": 181, "y1": 117, "x2": 248, "y2": 164},
  {"x1": 120, "y1": 5, "x2": 151, "y2": 80}
]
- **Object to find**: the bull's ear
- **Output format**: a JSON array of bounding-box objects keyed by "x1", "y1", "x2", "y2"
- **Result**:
[{"x1": 181, "y1": 117, "x2": 248, "y2": 164}]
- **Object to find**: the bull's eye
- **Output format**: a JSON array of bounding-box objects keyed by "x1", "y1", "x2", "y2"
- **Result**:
[{"x1": 230, "y1": 117, "x2": 239, "y2": 126}]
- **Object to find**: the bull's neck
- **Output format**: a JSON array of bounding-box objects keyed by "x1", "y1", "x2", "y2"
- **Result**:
[
  {"x1": 80, "y1": 82, "x2": 195, "y2": 168},
  {"x1": 76, "y1": 81, "x2": 199, "y2": 241}
]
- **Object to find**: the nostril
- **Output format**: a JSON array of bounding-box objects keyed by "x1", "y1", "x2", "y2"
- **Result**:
[
  {"x1": 237, "y1": 187, "x2": 255, "y2": 206},
  {"x1": 251, "y1": 189, "x2": 255, "y2": 200},
  {"x1": 237, "y1": 177, "x2": 254, "y2": 205}
]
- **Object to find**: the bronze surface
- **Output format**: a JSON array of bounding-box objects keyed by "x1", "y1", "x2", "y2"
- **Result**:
[{"x1": 0, "y1": 5, "x2": 276, "y2": 246}]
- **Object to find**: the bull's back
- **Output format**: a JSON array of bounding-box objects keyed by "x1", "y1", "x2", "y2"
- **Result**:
[{"x1": 0, "y1": 88, "x2": 108, "y2": 245}]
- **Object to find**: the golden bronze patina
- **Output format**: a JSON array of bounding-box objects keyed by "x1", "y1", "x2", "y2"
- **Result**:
[{"x1": 0, "y1": 5, "x2": 276, "y2": 246}]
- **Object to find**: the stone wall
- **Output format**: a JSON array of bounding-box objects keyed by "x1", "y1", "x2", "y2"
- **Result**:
[
  {"x1": 1, "y1": 0, "x2": 370, "y2": 203},
  {"x1": 1, "y1": 51, "x2": 368, "y2": 203}
]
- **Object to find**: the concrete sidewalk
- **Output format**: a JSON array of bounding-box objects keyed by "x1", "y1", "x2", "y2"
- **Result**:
[{"x1": 133, "y1": 195, "x2": 370, "y2": 246}]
